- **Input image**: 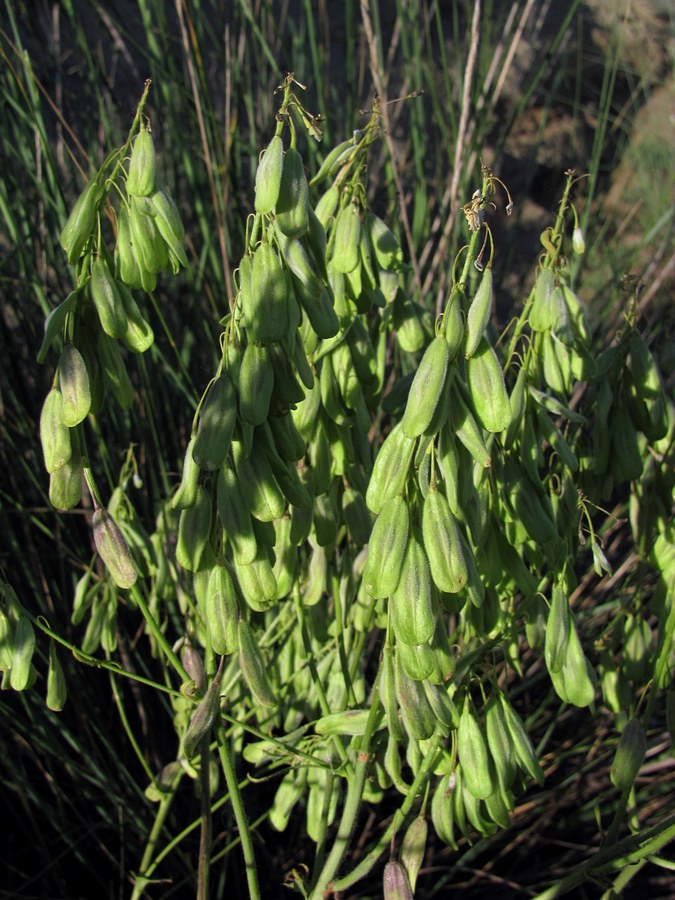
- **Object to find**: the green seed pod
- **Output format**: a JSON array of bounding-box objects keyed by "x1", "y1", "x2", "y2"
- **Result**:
[
  {"x1": 314, "y1": 708, "x2": 373, "y2": 737},
  {"x1": 529, "y1": 267, "x2": 556, "y2": 332},
  {"x1": 313, "y1": 491, "x2": 338, "y2": 547},
  {"x1": 443, "y1": 288, "x2": 465, "y2": 361},
  {"x1": 311, "y1": 139, "x2": 354, "y2": 187},
  {"x1": 465, "y1": 337, "x2": 511, "y2": 433},
  {"x1": 549, "y1": 616, "x2": 596, "y2": 707},
  {"x1": 239, "y1": 342, "x2": 274, "y2": 425},
  {"x1": 401, "y1": 337, "x2": 450, "y2": 439},
  {"x1": 9, "y1": 616, "x2": 36, "y2": 692},
  {"x1": 314, "y1": 184, "x2": 340, "y2": 228},
  {"x1": 60, "y1": 178, "x2": 101, "y2": 264},
  {"x1": 234, "y1": 548, "x2": 278, "y2": 613},
  {"x1": 394, "y1": 649, "x2": 437, "y2": 741},
  {"x1": 297, "y1": 283, "x2": 340, "y2": 341},
  {"x1": 235, "y1": 446, "x2": 286, "y2": 523},
  {"x1": 342, "y1": 487, "x2": 373, "y2": 546},
  {"x1": 46, "y1": 640, "x2": 68, "y2": 711},
  {"x1": 447, "y1": 386, "x2": 492, "y2": 469},
  {"x1": 247, "y1": 243, "x2": 291, "y2": 343},
  {"x1": 217, "y1": 466, "x2": 257, "y2": 565},
  {"x1": 90, "y1": 257, "x2": 129, "y2": 339},
  {"x1": 268, "y1": 412, "x2": 306, "y2": 462},
  {"x1": 205, "y1": 565, "x2": 239, "y2": 656},
  {"x1": 268, "y1": 342, "x2": 305, "y2": 409},
  {"x1": 390, "y1": 530, "x2": 435, "y2": 646},
  {"x1": 238, "y1": 616, "x2": 277, "y2": 707},
  {"x1": 254, "y1": 134, "x2": 284, "y2": 214},
  {"x1": 128, "y1": 198, "x2": 169, "y2": 274},
  {"x1": 383, "y1": 860, "x2": 413, "y2": 900},
  {"x1": 40, "y1": 388, "x2": 72, "y2": 474},
  {"x1": 400, "y1": 815, "x2": 428, "y2": 894},
  {"x1": 148, "y1": 187, "x2": 188, "y2": 270},
  {"x1": 499, "y1": 694, "x2": 544, "y2": 786},
  {"x1": 97, "y1": 331, "x2": 134, "y2": 411},
  {"x1": 49, "y1": 452, "x2": 83, "y2": 511},
  {"x1": 171, "y1": 437, "x2": 201, "y2": 510},
  {"x1": 610, "y1": 718, "x2": 646, "y2": 791},
  {"x1": 276, "y1": 230, "x2": 323, "y2": 299},
  {"x1": 175, "y1": 485, "x2": 213, "y2": 572},
  {"x1": 275, "y1": 147, "x2": 309, "y2": 237},
  {"x1": 544, "y1": 582, "x2": 571, "y2": 675},
  {"x1": 126, "y1": 127, "x2": 156, "y2": 197},
  {"x1": 422, "y1": 486, "x2": 468, "y2": 593},
  {"x1": 183, "y1": 666, "x2": 223, "y2": 759},
  {"x1": 368, "y1": 212, "x2": 402, "y2": 271},
  {"x1": 192, "y1": 374, "x2": 237, "y2": 471},
  {"x1": 485, "y1": 694, "x2": 516, "y2": 789},
  {"x1": 330, "y1": 203, "x2": 361, "y2": 274},
  {"x1": 365, "y1": 422, "x2": 416, "y2": 515},
  {"x1": 395, "y1": 297, "x2": 427, "y2": 354},
  {"x1": 92, "y1": 508, "x2": 138, "y2": 589},
  {"x1": 58, "y1": 344, "x2": 91, "y2": 427},
  {"x1": 396, "y1": 640, "x2": 435, "y2": 681},
  {"x1": 115, "y1": 203, "x2": 143, "y2": 289},
  {"x1": 362, "y1": 495, "x2": 409, "y2": 599},
  {"x1": 431, "y1": 773, "x2": 458, "y2": 849},
  {"x1": 118, "y1": 284, "x2": 155, "y2": 354},
  {"x1": 464, "y1": 267, "x2": 494, "y2": 358},
  {"x1": 381, "y1": 643, "x2": 404, "y2": 740},
  {"x1": 457, "y1": 701, "x2": 495, "y2": 800}
]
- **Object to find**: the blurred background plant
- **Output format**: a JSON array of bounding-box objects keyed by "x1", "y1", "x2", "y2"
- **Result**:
[{"x1": 0, "y1": 0, "x2": 672, "y2": 897}]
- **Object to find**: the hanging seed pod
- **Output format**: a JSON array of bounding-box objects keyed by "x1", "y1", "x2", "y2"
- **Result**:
[
  {"x1": 148, "y1": 187, "x2": 188, "y2": 270},
  {"x1": 9, "y1": 616, "x2": 36, "y2": 692},
  {"x1": 390, "y1": 530, "x2": 435, "y2": 646},
  {"x1": 126, "y1": 127, "x2": 156, "y2": 197},
  {"x1": 183, "y1": 665, "x2": 224, "y2": 759},
  {"x1": 529, "y1": 267, "x2": 556, "y2": 332},
  {"x1": 401, "y1": 337, "x2": 450, "y2": 439},
  {"x1": 610, "y1": 718, "x2": 646, "y2": 791},
  {"x1": 239, "y1": 343, "x2": 274, "y2": 425},
  {"x1": 175, "y1": 485, "x2": 213, "y2": 572},
  {"x1": 40, "y1": 388, "x2": 72, "y2": 474},
  {"x1": 238, "y1": 616, "x2": 277, "y2": 707},
  {"x1": 192, "y1": 374, "x2": 237, "y2": 471},
  {"x1": 216, "y1": 467, "x2": 258, "y2": 565},
  {"x1": 275, "y1": 147, "x2": 309, "y2": 237},
  {"x1": 58, "y1": 344, "x2": 91, "y2": 427},
  {"x1": 254, "y1": 134, "x2": 284, "y2": 214},
  {"x1": 60, "y1": 178, "x2": 102, "y2": 264},
  {"x1": 90, "y1": 257, "x2": 128, "y2": 339},
  {"x1": 247, "y1": 243, "x2": 290, "y2": 344},
  {"x1": 422, "y1": 486, "x2": 468, "y2": 594},
  {"x1": 464, "y1": 266, "x2": 494, "y2": 358},
  {"x1": 383, "y1": 861, "x2": 413, "y2": 900},
  {"x1": 457, "y1": 700, "x2": 495, "y2": 800},
  {"x1": 362, "y1": 495, "x2": 409, "y2": 599},
  {"x1": 49, "y1": 443, "x2": 83, "y2": 511},
  {"x1": 128, "y1": 198, "x2": 169, "y2": 274},
  {"x1": 97, "y1": 331, "x2": 134, "y2": 411},
  {"x1": 205, "y1": 566, "x2": 239, "y2": 656},
  {"x1": 465, "y1": 337, "x2": 511, "y2": 433},
  {"x1": 118, "y1": 284, "x2": 155, "y2": 354},
  {"x1": 46, "y1": 640, "x2": 68, "y2": 711},
  {"x1": 400, "y1": 815, "x2": 428, "y2": 894},
  {"x1": 330, "y1": 203, "x2": 361, "y2": 274},
  {"x1": 365, "y1": 423, "x2": 416, "y2": 515},
  {"x1": 92, "y1": 508, "x2": 138, "y2": 589},
  {"x1": 115, "y1": 203, "x2": 143, "y2": 289}
]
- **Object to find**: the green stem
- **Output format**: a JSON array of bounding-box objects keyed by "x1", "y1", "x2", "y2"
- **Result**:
[
  {"x1": 215, "y1": 722, "x2": 260, "y2": 900},
  {"x1": 131, "y1": 766, "x2": 185, "y2": 900},
  {"x1": 130, "y1": 583, "x2": 191, "y2": 684},
  {"x1": 308, "y1": 688, "x2": 384, "y2": 899},
  {"x1": 30, "y1": 614, "x2": 180, "y2": 696},
  {"x1": 331, "y1": 728, "x2": 444, "y2": 893},
  {"x1": 197, "y1": 737, "x2": 213, "y2": 900}
]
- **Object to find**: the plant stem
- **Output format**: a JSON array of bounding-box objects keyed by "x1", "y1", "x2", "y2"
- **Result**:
[
  {"x1": 130, "y1": 583, "x2": 192, "y2": 684},
  {"x1": 215, "y1": 722, "x2": 261, "y2": 900},
  {"x1": 331, "y1": 728, "x2": 444, "y2": 893}
]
